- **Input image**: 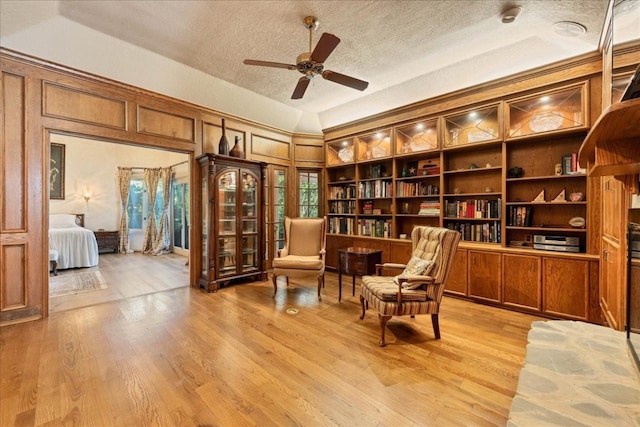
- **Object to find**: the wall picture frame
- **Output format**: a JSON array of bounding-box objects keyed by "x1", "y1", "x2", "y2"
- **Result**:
[{"x1": 50, "y1": 143, "x2": 65, "y2": 199}]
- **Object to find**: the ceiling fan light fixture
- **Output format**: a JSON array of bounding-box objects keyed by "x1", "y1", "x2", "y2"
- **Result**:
[{"x1": 501, "y1": 6, "x2": 522, "y2": 24}]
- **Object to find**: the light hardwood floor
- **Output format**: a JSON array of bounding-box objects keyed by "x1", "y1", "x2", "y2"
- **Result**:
[
  {"x1": 2, "y1": 257, "x2": 544, "y2": 426},
  {"x1": 48, "y1": 252, "x2": 189, "y2": 312}
]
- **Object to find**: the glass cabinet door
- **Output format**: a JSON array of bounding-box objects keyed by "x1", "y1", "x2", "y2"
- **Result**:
[
  {"x1": 218, "y1": 170, "x2": 237, "y2": 275},
  {"x1": 241, "y1": 171, "x2": 259, "y2": 272}
]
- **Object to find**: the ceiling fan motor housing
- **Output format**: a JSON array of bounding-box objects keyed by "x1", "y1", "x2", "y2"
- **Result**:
[{"x1": 296, "y1": 52, "x2": 324, "y2": 78}]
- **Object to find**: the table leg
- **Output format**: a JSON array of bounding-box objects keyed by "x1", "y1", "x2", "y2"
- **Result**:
[{"x1": 352, "y1": 275, "x2": 356, "y2": 296}]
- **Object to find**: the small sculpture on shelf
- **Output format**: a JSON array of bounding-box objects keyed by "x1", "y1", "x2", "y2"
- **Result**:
[
  {"x1": 551, "y1": 189, "x2": 566, "y2": 203},
  {"x1": 508, "y1": 166, "x2": 524, "y2": 178},
  {"x1": 533, "y1": 189, "x2": 545, "y2": 202},
  {"x1": 230, "y1": 136, "x2": 245, "y2": 158}
]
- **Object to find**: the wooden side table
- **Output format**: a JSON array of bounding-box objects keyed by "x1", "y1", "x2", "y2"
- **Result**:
[
  {"x1": 94, "y1": 229, "x2": 119, "y2": 253},
  {"x1": 338, "y1": 247, "x2": 382, "y2": 302}
]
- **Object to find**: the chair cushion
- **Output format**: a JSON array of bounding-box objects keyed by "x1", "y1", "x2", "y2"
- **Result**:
[
  {"x1": 361, "y1": 275, "x2": 428, "y2": 301},
  {"x1": 272, "y1": 255, "x2": 323, "y2": 270},
  {"x1": 394, "y1": 256, "x2": 434, "y2": 289}
]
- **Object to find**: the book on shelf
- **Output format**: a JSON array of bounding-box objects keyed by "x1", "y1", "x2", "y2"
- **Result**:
[
  {"x1": 508, "y1": 205, "x2": 533, "y2": 226},
  {"x1": 358, "y1": 219, "x2": 392, "y2": 238},
  {"x1": 446, "y1": 221, "x2": 501, "y2": 243},
  {"x1": 418, "y1": 200, "x2": 440, "y2": 216},
  {"x1": 328, "y1": 217, "x2": 355, "y2": 235},
  {"x1": 444, "y1": 199, "x2": 501, "y2": 219}
]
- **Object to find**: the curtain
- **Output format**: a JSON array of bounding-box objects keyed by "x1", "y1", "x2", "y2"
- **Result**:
[
  {"x1": 117, "y1": 167, "x2": 133, "y2": 253},
  {"x1": 142, "y1": 168, "x2": 161, "y2": 253},
  {"x1": 152, "y1": 167, "x2": 172, "y2": 255}
]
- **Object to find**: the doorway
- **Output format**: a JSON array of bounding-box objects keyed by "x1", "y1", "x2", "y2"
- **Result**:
[{"x1": 47, "y1": 133, "x2": 191, "y2": 312}]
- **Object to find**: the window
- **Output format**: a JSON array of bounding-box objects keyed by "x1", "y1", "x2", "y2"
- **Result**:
[
  {"x1": 272, "y1": 168, "x2": 287, "y2": 256},
  {"x1": 127, "y1": 175, "x2": 164, "y2": 230},
  {"x1": 298, "y1": 170, "x2": 320, "y2": 218},
  {"x1": 172, "y1": 181, "x2": 189, "y2": 250}
]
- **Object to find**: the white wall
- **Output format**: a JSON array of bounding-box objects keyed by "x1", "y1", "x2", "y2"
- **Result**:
[{"x1": 49, "y1": 134, "x2": 188, "y2": 231}]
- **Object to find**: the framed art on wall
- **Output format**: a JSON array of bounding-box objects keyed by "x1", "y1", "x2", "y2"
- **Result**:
[{"x1": 50, "y1": 143, "x2": 65, "y2": 199}]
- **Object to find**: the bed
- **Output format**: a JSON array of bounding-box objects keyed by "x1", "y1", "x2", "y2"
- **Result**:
[{"x1": 49, "y1": 213, "x2": 100, "y2": 270}]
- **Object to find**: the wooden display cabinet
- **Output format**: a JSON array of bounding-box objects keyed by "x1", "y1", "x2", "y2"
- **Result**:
[
  {"x1": 506, "y1": 82, "x2": 588, "y2": 139},
  {"x1": 505, "y1": 133, "x2": 588, "y2": 251},
  {"x1": 197, "y1": 154, "x2": 267, "y2": 292},
  {"x1": 394, "y1": 153, "x2": 441, "y2": 237},
  {"x1": 326, "y1": 138, "x2": 355, "y2": 167},
  {"x1": 442, "y1": 145, "x2": 503, "y2": 244},
  {"x1": 395, "y1": 118, "x2": 439, "y2": 155},
  {"x1": 356, "y1": 129, "x2": 392, "y2": 161},
  {"x1": 326, "y1": 164, "x2": 357, "y2": 235},
  {"x1": 443, "y1": 103, "x2": 501, "y2": 148}
]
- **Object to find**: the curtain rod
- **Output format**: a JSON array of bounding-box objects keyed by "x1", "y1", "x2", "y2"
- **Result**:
[{"x1": 118, "y1": 160, "x2": 188, "y2": 171}]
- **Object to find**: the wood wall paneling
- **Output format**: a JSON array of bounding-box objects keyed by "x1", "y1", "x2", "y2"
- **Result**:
[
  {"x1": 42, "y1": 81, "x2": 127, "y2": 130},
  {"x1": 1, "y1": 244, "x2": 27, "y2": 310},
  {"x1": 137, "y1": 105, "x2": 195, "y2": 142},
  {"x1": 251, "y1": 134, "x2": 290, "y2": 161},
  {"x1": 2, "y1": 72, "x2": 26, "y2": 230}
]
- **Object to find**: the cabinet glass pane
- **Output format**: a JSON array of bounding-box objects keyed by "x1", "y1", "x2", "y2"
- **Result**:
[
  {"x1": 201, "y1": 175, "x2": 208, "y2": 277},
  {"x1": 507, "y1": 84, "x2": 585, "y2": 138},
  {"x1": 356, "y1": 130, "x2": 391, "y2": 161},
  {"x1": 327, "y1": 138, "x2": 355, "y2": 166},
  {"x1": 444, "y1": 104, "x2": 500, "y2": 147},
  {"x1": 395, "y1": 119, "x2": 439, "y2": 154},
  {"x1": 219, "y1": 237, "x2": 236, "y2": 274},
  {"x1": 242, "y1": 235, "x2": 258, "y2": 271},
  {"x1": 242, "y1": 171, "x2": 258, "y2": 218},
  {"x1": 218, "y1": 171, "x2": 236, "y2": 236}
]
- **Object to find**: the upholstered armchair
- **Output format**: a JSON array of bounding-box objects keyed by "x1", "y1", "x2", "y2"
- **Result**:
[
  {"x1": 272, "y1": 216, "x2": 327, "y2": 300},
  {"x1": 360, "y1": 226, "x2": 461, "y2": 346}
]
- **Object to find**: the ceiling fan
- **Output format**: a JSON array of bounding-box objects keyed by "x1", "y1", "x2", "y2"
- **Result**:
[{"x1": 243, "y1": 16, "x2": 369, "y2": 99}]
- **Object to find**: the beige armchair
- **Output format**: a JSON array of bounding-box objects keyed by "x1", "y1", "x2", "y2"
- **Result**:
[
  {"x1": 272, "y1": 216, "x2": 327, "y2": 300},
  {"x1": 360, "y1": 226, "x2": 461, "y2": 346}
]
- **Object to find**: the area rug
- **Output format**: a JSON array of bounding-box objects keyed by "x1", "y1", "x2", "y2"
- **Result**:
[
  {"x1": 508, "y1": 320, "x2": 640, "y2": 426},
  {"x1": 49, "y1": 270, "x2": 107, "y2": 297}
]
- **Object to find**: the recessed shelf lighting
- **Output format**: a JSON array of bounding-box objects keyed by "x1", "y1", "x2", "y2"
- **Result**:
[{"x1": 553, "y1": 21, "x2": 587, "y2": 37}]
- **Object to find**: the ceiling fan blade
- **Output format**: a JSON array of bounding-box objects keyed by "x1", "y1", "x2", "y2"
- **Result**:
[
  {"x1": 243, "y1": 59, "x2": 297, "y2": 70},
  {"x1": 291, "y1": 77, "x2": 311, "y2": 99},
  {"x1": 310, "y1": 33, "x2": 340, "y2": 63},
  {"x1": 322, "y1": 70, "x2": 369, "y2": 91}
]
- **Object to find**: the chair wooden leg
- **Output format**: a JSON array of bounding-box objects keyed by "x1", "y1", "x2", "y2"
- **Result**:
[
  {"x1": 378, "y1": 314, "x2": 392, "y2": 347},
  {"x1": 317, "y1": 276, "x2": 323, "y2": 301},
  {"x1": 359, "y1": 295, "x2": 366, "y2": 319},
  {"x1": 51, "y1": 260, "x2": 58, "y2": 276},
  {"x1": 272, "y1": 274, "x2": 278, "y2": 297},
  {"x1": 431, "y1": 313, "x2": 441, "y2": 339}
]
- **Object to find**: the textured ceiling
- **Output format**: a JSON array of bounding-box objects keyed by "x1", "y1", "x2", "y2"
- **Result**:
[{"x1": 3, "y1": 0, "x2": 637, "y2": 131}]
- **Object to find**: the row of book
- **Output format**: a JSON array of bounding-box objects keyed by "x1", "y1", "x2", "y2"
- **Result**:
[
  {"x1": 418, "y1": 201, "x2": 440, "y2": 216},
  {"x1": 444, "y1": 199, "x2": 502, "y2": 219},
  {"x1": 329, "y1": 200, "x2": 356, "y2": 214},
  {"x1": 359, "y1": 219, "x2": 392, "y2": 238},
  {"x1": 396, "y1": 182, "x2": 440, "y2": 197},
  {"x1": 446, "y1": 221, "x2": 501, "y2": 243},
  {"x1": 328, "y1": 217, "x2": 356, "y2": 235},
  {"x1": 507, "y1": 205, "x2": 533, "y2": 227},
  {"x1": 328, "y1": 184, "x2": 356, "y2": 199},
  {"x1": 358, "y1": 180, "x2": 392, "y2": 198}
]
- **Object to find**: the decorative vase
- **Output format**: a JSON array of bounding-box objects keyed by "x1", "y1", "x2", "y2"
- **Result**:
[
  {"x1": 218, "y1": 119, "x2": 229, "y2": 155},
  {"x1": 229, "y1": 136, "x2": 245, "y2": 159}
]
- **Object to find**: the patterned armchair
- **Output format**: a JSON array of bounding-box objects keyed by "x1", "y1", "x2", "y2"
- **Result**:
[
  {"x1": 272, "y1": 216, "x2": 327, "y2": 300},
  {"x1": 360, "y1": 226, "x2": 461, "y2": 346}
]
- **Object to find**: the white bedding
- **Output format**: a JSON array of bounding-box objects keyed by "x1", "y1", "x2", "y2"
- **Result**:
[{"x1": 49, "y1": 224, "x2": 99, "y2": 270}]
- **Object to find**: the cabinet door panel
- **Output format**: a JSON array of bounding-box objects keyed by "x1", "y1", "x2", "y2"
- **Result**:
[
  {"x1": 543, "y1": 258, "x2": 589, "y2": 320},
  {"x1": 503, "y1": 254, "x2": 541, "y2": 311},
  {"x1": 468, "y1": 251, "x2": 501, "y2": 302},
  {"x1": 446, "y1": 249, "x2": 468, "y2": 296}
]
